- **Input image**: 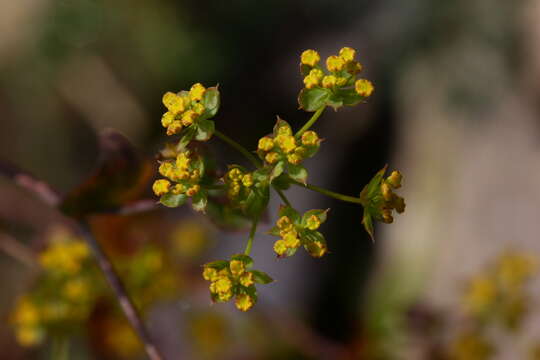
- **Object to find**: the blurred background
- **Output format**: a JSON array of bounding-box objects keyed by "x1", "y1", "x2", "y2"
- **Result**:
[{"x1": 2, "y1": 0, "x2": 540, "y2": 359}]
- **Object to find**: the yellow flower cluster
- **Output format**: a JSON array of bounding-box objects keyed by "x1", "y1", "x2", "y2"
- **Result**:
[
  {"x1": 257, "y1": 122, "x2": 320, "y2": 166},
  {"x1": 223, "y1": 167, "x2": 253, "y2": 200},
  {"x1": 39, "y1": 236, "x2": 90, "y2": 274},
  {"x1": 203, "y1": 260, "x2": 256, "y2": 312},
  {"x1": 462, "y1": 251, "x2": 537, "y2": 329},
  {"x1": 10, "y1": 297, "x2": 44, "y2": 346},
  {"x1": 273, "y1": 214, "x2": 326, "y2": 258},
  {"x1": 161, "y1": 83, "x2": 207, "y2": 136},
  {"x1": 379, "y1": 170, "x2": 405, "y2": 224},
  {"x1": 152, "y1": 150, "x2": 202, "y2": 198},
  {"x1": 300, "y1": 47, "x2": 373, "y2": 97}
]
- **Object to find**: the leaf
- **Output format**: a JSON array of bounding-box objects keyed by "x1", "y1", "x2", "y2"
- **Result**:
[
  {"x1": 272, "y1": 117, "x2": 292, "y2": 136},
  {"x1": 202, "y1": 87, "x2": 220, "y2": 119},
  {"x1": 269, "y1": 161, "x2": 285, "y2": 182},
  {"x1": 191, "y1": 191, "x2": 207, "y2": 212},
  {"x1": 360, "y1": 165, "x2": 388, "y2": 203},
  {"x1": 288, "y1": 164, "x2": 308, "y2": 184},
  {"x1": 205, "y1": 260, "x2": 229, "y2": 270},
  {"x1": 195, "y1": 119, "x2": 215, "y2": 141},
  {"x1": 244, "y1": 185, "x2": 270, "y2": 218},
  {"x1": 271, "y1": 173, "x2": 291, "y2": 190},
  {"x1": 325, "y1": 93, "x2": 344, "y2": 111},
  {"x1": 300, "y1": 229, "x2": 325, "y2": 244},
  {"x1": 301, "y1": 209, "x2": 329, "y2": 227},
  {"x1": 251, "y1": 270, "x2": 274, "y2": 284},
  {"x1": 278, "y1": 205, "x2": 300, "y2": 223},
  {"x1": 179, "y1": 127, "x2": 196, "y2": 149},
  {"x1": 362, "y1": 209, "x2": 375, "y2": 241},
  {"x1": 336, "y1": 88, "x2": 364, "y2": 106},
  {"x1": 231, "y1": 254, "x2": 253, "y2": 268},
  {"x1": 60, "y1": 129, "x2": 153, "y2": 217},
  {"x1": 160, "y1": 193, "x2": 187, "y2": 208},
  {"x1": 298, "y1": 87, "x2": 330, "y2": 112}
]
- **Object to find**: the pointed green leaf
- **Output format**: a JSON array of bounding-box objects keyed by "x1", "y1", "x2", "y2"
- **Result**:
[
  {"x1": 160, "y1": 193, "x2": 187, "y2": 208},
  {"x1": 202, "y1": 87, "x2": 220, "y2": 119},
  {"x1": 288, "y1": 164, "x2": 308, "y2": 184},
  {"x1": 195, "y1": 119, "x2": 215, "y2": 141},
  {"x1": 362, "y1": 209, "x2": 375, "y2": 240},
  {"x1": 272, "y1": 117, "x2": 292, "y2": 136},
  {"x1": 251, "y1": 270, "x2": 274, "y2": 284},
  {"x1": 270, "y1": 161, "x2": 285, "y2": 182},
  {"x1": 298, "y1": 87, "x2": 330, "y2": 112},
  {"x1": 179, "y1": 127, "x2": 196, "y2": 149},
  {"x1": 301, "y1": 209, "x2": 329, "y2": 227},
  {"x1": 205, "y1": 260, "x2": 229, "y2": 270}
]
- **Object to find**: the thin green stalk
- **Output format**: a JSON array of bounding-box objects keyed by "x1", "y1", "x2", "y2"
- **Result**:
[
  {"x1": 273, "y1": 187, "x2": 292, "y2": 207},
  {"x1": 244, "y1": 216, "x2": 259, "y2": 255},
  {"x1": 214, "y1": 130, "x2": 261, "y2": 168},
  {"x1": 290, "y1": 179, "x2": 364, "y2": 205},
  {"x1": 295, "y1": 106, "x2": 325, "y2": 138},
  {"x1": 51, "y1": 337, "x2": 69, "y2": 360}
]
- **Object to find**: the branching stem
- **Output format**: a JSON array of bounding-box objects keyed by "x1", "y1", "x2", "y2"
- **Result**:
[
  {"x1": 214, "y1": 130, "x2": 261, "y2": 168},
  {"x1": 290, "y1": 179, "x2": 364, "y2": 205},
  {"x1": 295, "y1": 106, "x2": 325, "y2": 138},
  {"x1": 244, "y1": 216, "x2": 259, "y2": 255}
]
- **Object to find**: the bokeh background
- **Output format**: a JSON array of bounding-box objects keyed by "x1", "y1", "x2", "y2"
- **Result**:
[{"x1": 2, "y1": 0, "x2": 540, "y2": 359}]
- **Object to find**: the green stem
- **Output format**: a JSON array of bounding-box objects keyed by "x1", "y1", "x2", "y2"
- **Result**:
[
  {"x1": 273, "y1": 187, "x2": 292, "y2": 207},
  {"x1": 51, "y1": 336, "x2": 69, "y2": 360},
  {"x1": 215, "y1": 130, "x2": 262, "y2": 168},
  {"x1": 290, "y1": 179, "x2": 364, "y2": 205},
  {"x1": 295, "y1": 106, "x2": 325, "y2": 138},
  {"x1": 244, "y1": 216, "x2": 259, "y2": 255}
]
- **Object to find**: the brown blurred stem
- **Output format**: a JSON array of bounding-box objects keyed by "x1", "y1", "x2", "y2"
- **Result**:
[{"x1": 78, "y1": 222, "x2": 166, "y2": 360}]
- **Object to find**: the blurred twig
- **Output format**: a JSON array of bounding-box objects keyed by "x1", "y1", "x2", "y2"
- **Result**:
[
  {"x1": 0, "y1": 232, "x2": 38, "y2": 269},
  {"x1": 78, "y1": 222, "x2": 166, "y2": 360}
]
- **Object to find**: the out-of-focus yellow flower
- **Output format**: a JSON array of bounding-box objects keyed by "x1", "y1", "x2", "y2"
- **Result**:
[
  {"x1": 450, "y1": 331, "x2": 493, "y2": 360},
  {"x1": 63, "y1": 278, "x2": 89, "y2": 301},
  {"x1": 301, "y1": 49, "x2": 320, "y2": 67},
  {"x1": 15, "y1": 326, "x2": 44, "y2": 347},
  {"x1": 172, "y1": 220, "x2": 209, "y2": 258},
  {"x1": 12, "y1": 297, "x2": 40, "y2": 326},
  {"x1": 103, "y1": 318, "x2": 143, "y2": 359},
  {"x1": 463, "y1": 275, "x2": 497, "y2": 314},
  {"x1": 497, "y1": 252, "x2": 537, "y2": 289},
  {"x1": 39, "y1": 238, "x2": 90, "y2": 275}
]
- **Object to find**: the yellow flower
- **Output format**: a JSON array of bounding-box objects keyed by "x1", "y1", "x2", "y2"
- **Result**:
[
  {"x1": 265, "y1": 152, "x2": 279, "y2": 164},
  {"x1": 159, "y1": 162, "x2": 173, "y2": 178},
  {"x1": 186, "y1": 185, "x2": 201, "y2": 197},
  {"x1": 326, "y1": 55, "x2": 345, "y2": 72},
  {"x1": 300, "y1": 49, "x2": 320, "y2": 67},
  {"x1": 464, "y1": 275, "x2": 497, "y2": 313},
  {"x1": 322, "y1": 75, "x2": 337, "y2": 89},
  {"x1": 273, "y1": 240, "x2": 287, "y2": 256},
  {"x1": 152, "y1": 179, "x2": 171, "y2": 196},
  {"x1": 381, "y1": 183, "x2": 392, "y2": 201},
  {"x1": 241, "y1": 174, "x2": 253, "y2": 187},
  {"x1": 275, "y1": 134, "x2": 297, "y2": 154},
  {"x1": 176, "y1": 153, "x2": 191, "y2": 170},
  {"x1": 387, "y1": 170, "x2": 402, "y2": 188},
  {"x1": 277, "y1": 123, "x2": 293, "y2": 136},
  {"x1": 15, "y1": 326, "x2": 44, "y2": 347},
  {"x1": 355, "y1": 79, "x2": 374, "y2": 97},
  {"x1": 258, "y1": 137, "x2": 274, "y2": 151},
  {"x1": 190, "y1": 83, "x2": 206, "y2": 102},
  {"x1": 306, "y1": 215, "x2": 321, "y2": 230},
  {"x1": 161, "y1": 111, "x2": 175, "y2": 128},
  {"x1": 301, "y1": 131, "x2": 319, "y2": 146},
  {"x1": 203, "y1": 267, "x2": 219, "y2": 281},
  {"x1": 229, "y1": 260, "x2": 245, "y2": 277},
  {"x1": 63, "y1": 278, "x2": 89, "y2": 301},
  {"x1": 287, "y1": 153, "x2": 301, "y2": 165},
  {"x1": 283, "y1": 230, "x2": 300, "y2": 248},
  {"x1": 277, "y1": 216, "x2": 292, "y2": 230},
  {"x1": 381, "y1": 209, "x2": 393, "y2": 224},
  {"x1": 218, "y1": 291, "x2": 233, "y2": 302},
  {"x1": 339, "y1": 47, "x2": 356, "y2": 62},
  {"x1": 214, "y1": 277, "x2": 232, "y2": 294},
  {"x1": 305, "y1": 241, "x2": 327, "y2": 258},
  {"x1": 162, "y1": 92, "x2": 185, "y2": 113},
  {"x1": 227, "y1": 168, "x2": 243, "y2": 181},
  {"x1": 181, "y1": 109, "x2": 198, "y2": 127},
  {"x1": 336, "y1": 77, "x2": 348, "y2": 86},
  {"x1": 166, "y1": 121, "x2": 183, "y2": 136},
  {"x1": 12, "y1": 298, "x2": 39, "y2": 325},
  {"x1": 239, "y1": 272, "x2": 254, "y2": 287},
  {"x1": 193, "y1": 102, "x2": 205, "y2": 115},
  {"x1": 235, "y1": 294, "x2": 254, "y2": 312}
]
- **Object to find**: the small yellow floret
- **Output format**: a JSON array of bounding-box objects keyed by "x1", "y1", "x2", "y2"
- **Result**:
[
  {"x1": 275, "y1": 135, "x2": 297, "y2": 154},
  {"x1": 326, "y1": 56, "x2": 345, "y2": 72},
  {"x1": 265, "y1": 152, "x2": 279, "y2": 164},
  {"x1": 287, "y1": 154, "x2": 302, "y2": 165},
  {"x1": 239, "y1": 272, "x2": 254, "y2": 287},
  {"x1": 63, "y1": 278, "x2": 89, "y2": 301},
  {"x1": 176, "y1": 153, "x2": 191, "y2": 170},
  {"x1": 181, "y1": 110, "x2": 198, "y2": 127},
  {"x1": 300, "y1": 49, "x2": 320, "y2": 67},
  {"x1": 227, "y1": 168, "x2": 243, "y2": 181},
  {"x1": 203, "y1": 267, "x2": 218, "y2": 281},
  {"x1": 355, "y1": 79, "x2": 374, "y2": 97},
  {"x1": 162, "y1": 92, "x2": 185, "y2": 113},
  {"x1": 301, "y1": 131, "x2": 319, "y2": 146},
  {"x1": 273, "y1": 240, "x2": 287, "y2": 256},
  {"x1": 303, "y1": 68, "x2": 324, "y2": 89},
  {"x1": 15, "y1": 326, "x2": 44, "y2": 347},
  {"x1": 166, "y1": 121, "x2": 183, "y2": 136},
  {"x1": 381, "y1": 183, "x2": 392, "y2": 201},
  {"x1": 258, "y1": 137, "x2": 274, "y2": 151},
  {"x1": 189, "y1": 83, "x2": 206, "y2": 102},
  {"x1": 192, "y1": 102, "x2": 205, "y2": 115},
  {"x1": 214, "y1": 277, "x2": 232, "y2": 294},
  {"x1": 277, "y1": 124, "x2": 293, "y2": 136},
  {"x1": 306, "y1": 241, "x2": 327, "y2": 258},
  {"x1": 229, "y1": 260, "x2": 245, "y2": 277},
  {"x1": 186, "y1": 185, "x2": 200, "y2": 197},
  {"x1": 322, "y1": 75, "x2": 337, "y2": 89},
  {"x1": 306, "y1": 215, "x2": 321, "y2": 230},
  {"x1": 283, "y1": 231, "x2": 300, "y2": 249},
  {"x1": 235, "y1": 294, "x2": 254, "y2": 312},
  {"x1": 339, "y1": 47, "x2": 356, "y2": 62},
  {"x1": 277, "y1": 216, "x2": 292, "y2": 230},
  {"x1": 12, "y1": 298, "x2": 40, "y2": 325},
  {"x1": 241, "y1": 174, "x2": 253, "y2": 187},
  {"x1": 161, "y1": 112, "x2": 175, "y2": 128},
  {"x1": 152, "y1": 179, "x2": 171, "y2": 196},
  {"x1": 387, "y1": 170, "x2": 402, "y2": 189}
]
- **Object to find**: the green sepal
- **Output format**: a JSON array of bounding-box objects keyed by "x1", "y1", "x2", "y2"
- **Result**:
[
  {"x1": 335, "y1": 87, "x2": 365, "y2": 107},
  {"x1": 251, "y1": 270, "x2": 274, "y2": 284},
  {"x1": 231, "y1": 254, "x2": 253, "y2": 268},
  {"x1": 160, "y1": 193, "x2": 187, "y2": 208},
  {"x1": 271, "y1": 173, "x2": 291, "y2": 190},
  {"x1": 201, "y1": 86, "x2": 220, "y2": 119},
  {"x1": 284, "y1": 247, "x2": 298, "y2": 258},
  {"x1": 288, "y1": 163, "x2": 308, "y2": 184},
  {"x1": 362, "y1": 209, "x2": 375, "y2": 241},
  {"x1": 298, "y1": 87, "x2": 330, "y2": 112},
  {"x1": 300, "y1": 63, "x2": 312, "y2": 77},
  {"x1": 204, "y1": 260, "x2": 229, "y2": 270},
  {"x1": 191, "y1": 190, "x2": 207, "y2": 213},
  {"x1": 252, "y1": 168, "x2": 271, "y2": 185},
  {"x1": 268, "y1": 226, "x2": 281, "y2": 236},
  {"x1": 300, "y1": 229, "x2": 325, "y2": 244},
  {"x1": 360, "y1": 165, "x2": 388, "y2": 204},
  {"x1": 244, "y1": 184, "x2": 270, "y2": 218},
  {"x1": 301, "y1": 209, "x2": 329, "y2": 227},
  {"x1": 270, "y1": 161, "x2": 285, "y2": 182},
  {"x1": 195, "y1": 119, "x2": 215, "y2": 141},
  {"x1": 272, "y1": 117, "x2": 292, "y2": 136},
  {"x1": 278, "y1": 205, "x2": 301, "y2": 223}
]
